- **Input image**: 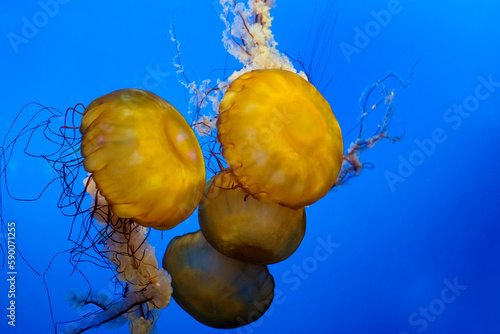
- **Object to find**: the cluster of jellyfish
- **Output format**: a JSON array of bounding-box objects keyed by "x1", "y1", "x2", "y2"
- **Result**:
[{"x1": 1, "y1": 1, "x2": 417, "y2": 333}]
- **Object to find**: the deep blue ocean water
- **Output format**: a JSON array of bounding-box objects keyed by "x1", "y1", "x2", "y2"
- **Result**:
[{"x1": 1, "y1": 0, "x2": 499, "y2": 333}]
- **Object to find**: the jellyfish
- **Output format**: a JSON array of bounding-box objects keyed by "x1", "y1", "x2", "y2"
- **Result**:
[
  {"x1": 217, "y1": 69, "x2": 343, "y2": 208},
  {"x1": 199, "y1": 169, "x2": 306, "y2": 265},
  {"x1": 57, "y1": 88, "x2": 206, "y2": 332},
  {"x1": 162, "y1": 230, "x2": 275, "y2": 329},
  {"x1": 55, "y1": 88, "x2": 207, "y2": 333},
  {"x1": 81, "y1": 88, "x2": 206, "y2": 230},
  {"x1": 0, "y1": 88, "x2": 206, "y2": 333}
]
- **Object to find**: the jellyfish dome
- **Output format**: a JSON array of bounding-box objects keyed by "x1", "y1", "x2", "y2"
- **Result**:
[
  {"x1": 163, "y1": 230, "x2": 275, "y2": 329},
  {"x1": 81, "y1": 88, "x2": 205, "y2": 230},
  {"x1": 217, "y1": 69, "x2": 343, "y2": 209},
  {"x1": 199, "y1": 169, "x2": 306, "y2": 264}
]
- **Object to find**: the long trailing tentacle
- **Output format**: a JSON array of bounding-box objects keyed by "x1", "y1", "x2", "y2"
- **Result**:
[{"x1": 334, "y1": 53, "x2": 424, "y2": 187}]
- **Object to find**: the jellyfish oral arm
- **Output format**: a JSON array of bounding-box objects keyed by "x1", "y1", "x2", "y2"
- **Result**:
[
  {"x1": 220, "y1": 0, "x2": 301, "y2": 81},
  {"x1": 64, "y1": 283, "x2": 163, "y2": 334},
  {"x1": 172, "y1": 0, "x2": 308, "y2": 138},
  {"x1": 63, "y1": 178, "x2": 172, "y2": 333},
  {"x1": 64, "y1": 220, "x2": 172, "y2": 334}
]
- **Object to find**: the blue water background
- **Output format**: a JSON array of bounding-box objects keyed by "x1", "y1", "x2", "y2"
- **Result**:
[{"x1": 1, "y1": 0, "x2": 499, "y2": 333}]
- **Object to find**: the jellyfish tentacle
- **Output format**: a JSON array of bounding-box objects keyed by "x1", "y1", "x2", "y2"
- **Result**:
[{"x1": 334, "y1": 55, "x2": 422, "y2": 187}]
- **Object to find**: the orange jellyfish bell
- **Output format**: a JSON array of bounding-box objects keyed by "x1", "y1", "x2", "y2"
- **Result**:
[
  {"x1": 80, "y1": 89, "x2": 205, "y2": 230},
  {"x1": 217, "y1": 69, "x2": 343, "y2": 209},
  {"x1": 199, "y1": 169, "x2": 306, "y2": 265}
]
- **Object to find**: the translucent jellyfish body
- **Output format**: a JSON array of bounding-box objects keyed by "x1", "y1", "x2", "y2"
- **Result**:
[
  {"x1": 199, "y1": 169, "x2": 306, "y2": 264},
  {"x1": 217, "y1": 69, "x2": 343, "y2": 208},
  {"x1": 162, "y1": 230, "x2": 275, "y2": 329},
  {"x1": 80, "y1": 89, "x2": 205, "y2": 230}
]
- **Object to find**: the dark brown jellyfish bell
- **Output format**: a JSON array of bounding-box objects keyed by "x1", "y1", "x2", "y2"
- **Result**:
[
  {"x1": 199, "y1": 169, "x2": 306, "y2": 265},
  {"x1": 162, "y1": 230, "x2": 275, "y2": 329}
]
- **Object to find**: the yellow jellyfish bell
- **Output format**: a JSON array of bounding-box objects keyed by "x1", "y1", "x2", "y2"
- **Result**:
[
  {"x1": 80, "y1": 89, "x2": 205, "y2": 230},
  {"x1": 199, "y1": 169, "x2": 306, "y2": 265},
  {"x1": 217, "y1": 69, "x2": 343, "y2": 209}
]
